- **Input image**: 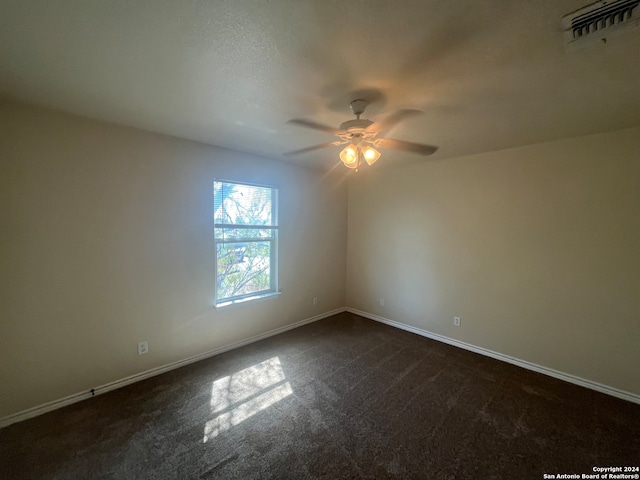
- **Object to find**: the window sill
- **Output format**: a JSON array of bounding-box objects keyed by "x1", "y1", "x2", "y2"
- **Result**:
[{"x1": 214, "y1": 291, "x2": 281, "y2": 310}]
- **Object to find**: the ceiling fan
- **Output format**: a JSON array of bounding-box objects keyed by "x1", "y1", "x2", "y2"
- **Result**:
[{"x1": 284, "y1": 99, "x2": 438, "y2": 170}]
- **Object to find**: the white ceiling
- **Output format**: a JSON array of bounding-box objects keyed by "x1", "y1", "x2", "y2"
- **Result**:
[{"x1": 1, "y1": 0, "x2": 640, "y2": 170}]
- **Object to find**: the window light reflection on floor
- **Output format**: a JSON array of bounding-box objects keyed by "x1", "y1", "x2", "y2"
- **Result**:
[{"x1": 203, "y1": 356, "x2": 292, "y2": 442}]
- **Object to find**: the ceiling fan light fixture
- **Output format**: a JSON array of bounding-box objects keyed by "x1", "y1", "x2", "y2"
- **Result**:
[
  {"x1": 362, "y1": 146, "x2": 381, "y2": 165},
  {"x1": 339, "y1": 144, "x2": 359, "y2": 168}
]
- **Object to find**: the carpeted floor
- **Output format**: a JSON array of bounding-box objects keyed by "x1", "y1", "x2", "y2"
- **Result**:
[{"x1": 1, "y1": 312, "x2": 639, "y2": 479}]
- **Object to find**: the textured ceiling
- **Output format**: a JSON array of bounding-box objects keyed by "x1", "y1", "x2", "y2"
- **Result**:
[{"x1": 1, "y1": 0, "x2": 640, "y2": 170}]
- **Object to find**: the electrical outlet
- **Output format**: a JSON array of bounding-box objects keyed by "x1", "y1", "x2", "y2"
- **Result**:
[
  {"x1": 379, "y1": 298, "x2": 385, "y2": 306},
  {"x1": 138, "y1": 341, "x2": 149, "y2": 355},
  {"x1": 454, "y1": 316, "x2": 461, "y2": 327},
  {"x1": 313, "y1": 296, "x2": 318, "y2": 306}
]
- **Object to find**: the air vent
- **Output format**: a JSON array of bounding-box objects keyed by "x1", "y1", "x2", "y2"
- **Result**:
[{"x1": 562, "y1": 0, "x2": 640, "y2": 47}]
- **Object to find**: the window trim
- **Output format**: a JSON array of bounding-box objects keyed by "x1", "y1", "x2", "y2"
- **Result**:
[
  {"x1": 214, "y1": 290, "x2": 281, "y2": 310},
  {"x1": 213, "y1": 179, "x2": 279, "y2": 307}
]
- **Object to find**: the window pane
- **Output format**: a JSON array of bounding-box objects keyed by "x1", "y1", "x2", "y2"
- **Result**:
[
  {"x1": 216, "y1": 241, "x2": 272, "y2": 301},
  {"x1": 214, "y1": 182, "x2": 275, "y2": 226}
]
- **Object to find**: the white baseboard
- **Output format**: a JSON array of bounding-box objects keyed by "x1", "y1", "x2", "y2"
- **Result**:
[
  {"x1": 346, "y1": 307, "x2": 640, "y2": 405},
  {"x1": 0, "y1": 308, "x2": 345, "y2": 429},
  {"x1": 4, "y1": 305, "x2": 637, "y2": 429}
]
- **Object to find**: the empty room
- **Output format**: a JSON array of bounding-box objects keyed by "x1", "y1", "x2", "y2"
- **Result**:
[{"x1": 1, "y1": 1, "x2": 639, "y2": 478}]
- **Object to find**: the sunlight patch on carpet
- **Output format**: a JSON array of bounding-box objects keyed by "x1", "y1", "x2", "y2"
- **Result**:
[{"x1": 204, "y1": 356, "x2": 292, "y2": 442}]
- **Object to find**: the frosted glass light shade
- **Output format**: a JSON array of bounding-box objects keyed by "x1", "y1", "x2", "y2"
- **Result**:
[
  {"x1": 363, "y1": 146, "x2": 381, "y2": 165},
  {"x1": 339, "y1": 145, "x2": 358, "y2": 168}
]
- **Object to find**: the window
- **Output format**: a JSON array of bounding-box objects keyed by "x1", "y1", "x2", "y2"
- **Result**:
[{"x1": 213, "y1": 180, "x2": 278, "y2": 306}]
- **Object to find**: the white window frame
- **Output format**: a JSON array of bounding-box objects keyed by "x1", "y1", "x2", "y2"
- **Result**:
[{"x1": 213, "y1": 180, "x2": 279, "y2": 307}]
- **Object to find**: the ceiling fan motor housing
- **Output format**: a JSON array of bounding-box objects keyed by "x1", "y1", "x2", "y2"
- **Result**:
[
  {"x1": 339, "y1": 118, "x2": 373, "y2": 130},
  {"x1": 341, "y1": 99, "x2": 377, "y2": 141},
  {"x1": 338, "y1": 119, "x2": 376, "y2": 141}
]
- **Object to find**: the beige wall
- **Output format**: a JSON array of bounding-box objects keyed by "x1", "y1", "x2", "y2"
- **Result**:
[
  {"x1": 2, "y1": 96, "x2": 638, "y2": 420},
  {"x1": 347, "y1": 127, "x2": 640, "y2": 395},
  {"x1": 0, "y1": 100, "x2": 347, "y2": 418}
]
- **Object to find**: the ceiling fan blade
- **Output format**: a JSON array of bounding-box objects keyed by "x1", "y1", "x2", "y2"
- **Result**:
[
  {"x1": 284, "y1": 140, "x2": 346, "y2": 156},
  {"x1": 287, "y1": 119, "x2": 342, "y2": 135},
  {"x1": 374, "y1": 137, "x2": 438, "y2": 156},
  {"x1": 366, "y1": 109, "x2": 423, "y2": 133}
]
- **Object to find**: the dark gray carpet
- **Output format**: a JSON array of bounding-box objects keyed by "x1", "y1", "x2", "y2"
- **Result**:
[{"x1": 1, "y1": 312, "x2": 639, "y2": 479}]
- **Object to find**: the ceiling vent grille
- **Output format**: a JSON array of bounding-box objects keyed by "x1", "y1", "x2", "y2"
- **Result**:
[{"x1": 562, "y1": 0, "x2": 640, "y2": 47}]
